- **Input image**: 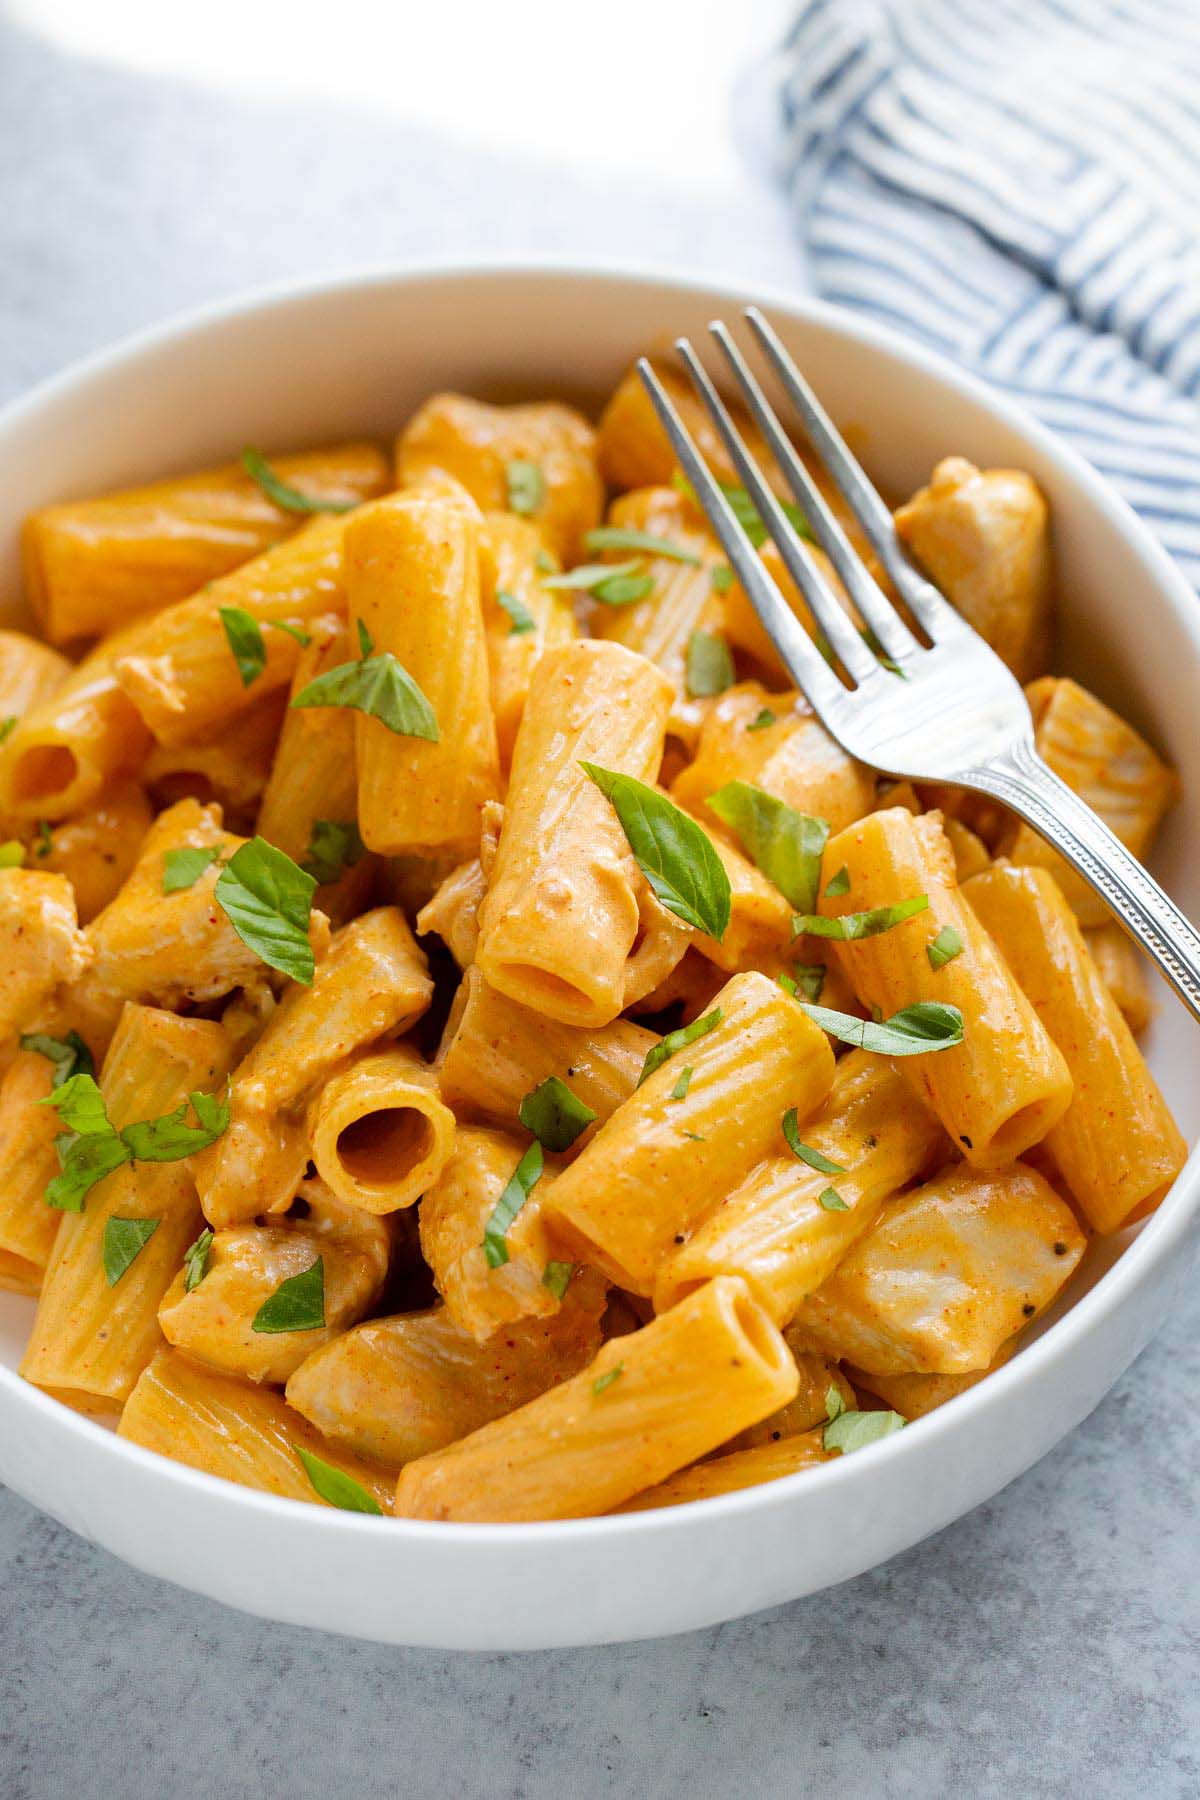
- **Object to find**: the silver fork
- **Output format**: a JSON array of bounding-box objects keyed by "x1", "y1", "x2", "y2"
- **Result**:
[{"x1": 637, "y1": 307, "x2": 1200, "y2": 1023}]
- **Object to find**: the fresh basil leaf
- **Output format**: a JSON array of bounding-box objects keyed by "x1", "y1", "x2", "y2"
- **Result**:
[
  {"x1": 241, "y1": 447, "x2": 356, "y2": 515},
  {"x1": 673, "y1": 474, "x2": 812, "y2": 549},
  {"x1": 825, "y1": 1385, "x2": 845, "y2": 1423},
  {"x1": 781, "y1": 1110, "x2": 846, "y2": 1174},
  {"x1": 0, "y1": 840, "x2": 24, "y2": 868},
  {"x1": 746, "y1": 707, "x2": 775, "y2": 731},
  {"x1": 519, "y1": 1076, "x2": 597, "y2": 1153},
  {"x1": 252, "y1": 1257, "x2": 326, "y2": 1333},
  {"x1": 798, "y1": 1000, "x2": 965, "y2": 1056},
  {"x1": 860, "y1": 626, "x2": 907, "y2": 678},
  {"x1": 356, "y1": 618, "x2": 374, "y2": 658},
  {"x1": 102, "y1": 1216, "x2": 160, "y2": 1287},
  {"x1": 927, "y1": 924, "x2": 964, "y2": 970},
  {"x1": 482, "y1": 1141, "x2": 544, "y2": 1269},
  {"x1": 592, "y1": 1363, "x2": 624, "y2": 1397},
  {"x1": 707, "y1": 781, "x2": 829, "y2": 911},
  {"x1": 685, "y1": 630, "x2": 734, "y2": 698},
  {"x1": 581, "y1": 764, "x2": 731, "y2": 941},
  {"x1": 290, "y1": 642, "x2": 438, "y2": 742},
  {"x1": 683, "y1": 1130, "x2": 706, "y2": 1142},
  {"x1": 712, "y1": 565, "x2": 735, "y2": 595},
  {"x1": 593, "y1": 571, "x2": 653, "y2": 606},
  {"x1": 20, "y1": 1030, "x2": 94, "y2": 1086},
  {"x1": 300, "y1": 818, "x2": 366, "y2": 885},
  {"x1": 296, "y1": 1447, "x2": 384, "y2": 1514},
  {"x1": 183, "y1": 1227, "x2": 214, "y2": 1292},
  {"x1": 121, "y1": 1089, "x2": 230, "y2": 1161},
  {"x1": 818, "y1": 1187, "x2": 849, "y2": 1211},
  {"x1": 583, "y1": 526, "x2": 702, "y2": 566},
  {"x1": 638, "y1": 1007, "x2": 723, "y2": 1086},
  {"x1": 219, "y1": 605, "x2": 268, "y2": 687},
  {"x1": 542, "y1": 1260, "x2": 574, "y2": 1301},
  {"x1": 41, "y1": 1071, "x2": 114, "y2": 1138},
  {"x1": 543, "y1": 559, "x2": 644, "y2": 593},
  {"x1": 270, "y1": 621, "x2": 312, "y2": 647},
  {"x1": 505, "y1": 460, "x2": 545, "y2": 514},
  {"x1": 215, "y1": 837, "x2": 317, "y2": 985},
  {"x1": 35, "y1": 819, "x2": 52, "y2": 859},
  {"x1": 46, "y1": 1131, "x2": 131, "y2": 1213},
  {"x1": 792, "y1": 962, "x2": 826, "y2": 1002},
  {"x1": 162, "y1": 845, "x2": 222, "y2": 894},
  {"x1": 495, "y1": 588, "x2": 537, "y2": 635},
  {"x1": 669, "y1": 1065, "x2": 693, "y2": 1101},
  {"x1": 823, "y1": 1408, "x2": 906, "y2": 1455},
  {"x1": 824, "y1": 865, "x2": 851, "y2": 898},
  {"x1": 0, "y1": 715, "x2": 17, "y2": 744},
  {"x1": 793, "y1": 896, "x2": 929, "y2": 941}
]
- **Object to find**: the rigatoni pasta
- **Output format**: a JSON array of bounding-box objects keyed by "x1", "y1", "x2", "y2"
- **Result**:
[{"x1": 0, "y1": 375, "x2": 1188, "y2": 1526}]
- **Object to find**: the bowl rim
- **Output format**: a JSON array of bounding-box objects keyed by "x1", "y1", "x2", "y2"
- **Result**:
[{"x1": 3, "y1": 252, "x2": 1197, "y2": 1544}]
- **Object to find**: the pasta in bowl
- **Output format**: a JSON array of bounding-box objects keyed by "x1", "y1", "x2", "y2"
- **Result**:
[{"x1": 0, "y1": 266, "x2": 1195, "y2": 1647}]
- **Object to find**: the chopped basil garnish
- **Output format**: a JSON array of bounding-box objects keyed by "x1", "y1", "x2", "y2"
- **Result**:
[
  {"x1": 542, "y1": 1260, "x2": 574, "y2": 1301},
  {"x1": 861, "y1": 626, "x2": 907, "y2": 677},
  {"x1": 707, "y1": 781, "x2": 829, "y2": 911},
  {"x1": 685, "y1": 629, "x2": 735, "y2": 698},
  {"x1": 683, "y1": 1130, "x2": 706, "y2": 1142},
  {"x1": 482, "y1": 1141, "x2": 545, "y2": 1269},
  {"x1": 534, "y1": 548, "x2": 556, "y2": 574},
  {"x1": 0, "y1": 840, "x2": 24, "y2": 868},
  {"x1": 35, "y1": 820, "x2": 52, "y2": 859},
  {"x1": 42, "y1": 1074, "x2": 231, "y2": 1210},
  {"x1": 252, "y1": 1257, "x2": 326, "y2": 1333},
  {"x1": 182, "y1": 1227, "x2": 214, "y2": 1293},
  {"x1": 825, "y1": 1385, "x2": 845, "y2": 1423},
  {"x1": 0, "y1": 715, "x2": 17, "y2": 744},
  {"x1": 290, "y1": 619, "x2": 438, "y2": 742},
  {"x1": 823, "y1": 1408, "x2": 905, "y2": 1454},
  {"x1": 818, "y1": 1187, "x2": 849, "y2": 1211},
  {"x1": 792, "y1": 962, "x2": 826, "y2": 1002},
  {"x1": 781, "y1": 1110, "x2": 846, "y2": 1174},
  {"x1": 162, "y1": 845, "x2": 222, "y2": 894},
  {"x1": 20, "y1": 1030, "x2": 94, "y2": 1086},
  {"x1": 519, "y1": 1076, "x2": 597, "y2": 1153},
  {"x1": 746, "y1": 706, "x2": 776, "y2": 731},
  {"x1": 638, "y1": 1008, "x2": 723, "y2": 1086},
  {"x1": 220, "y1": 606, "x2": 269, "y2": 687},
  {"x1": 300, "y1": 818, "x2": 366, "y2": 885},
  {"x1": 505, "y1": 460, "x2": 545, "y2": 515},
  {"x1": 102, "y1": 1216, "x2": 160, "y2": 1288},
  {"x1": 824, "y1": 865, "x2": 851, "y2": 898},
  {"x1": 592, "y1": 1363, "x2": 624, "y2": 1397},
  {"x1": 673, "y1": 474, "x2": 812, "y2": 548},
  {"x1": 495, "y1": 588, "x2": 537, "y2": 635},
  {"x1": 590, "y1": 570, "x2": 654, "y2": 606},
  {"x1": 583, "y1": 526, "x2": 701, "y2": 566},
  {"x1": 798, "y1": 1000, "x2": 965, "y2": 1056},
  {"x1": 241, "y1": 446, "x2": 356, "y2": 515},
  {"x1": 215, "y1": 837, "x2": 317, "y2": 985},
  {"x1": 712, "y1": 565, "x2": 735, "y2": 595},
  {"x1": 581, "y1": 764, "x2": 731, "y2": 941},
  {"x1": 793, "y1": 896, "x2": 929, "y2": 941},
  {"x1": 296, "y1": 1447, "x2": 384, "y2": 1514},
  {"x1": 927, "y1": 924, "x2": 964, "y2": 970},
  {"x1": 544, "y1": 558, "x2": 644, "y2": 593},
  {"x1": 669, "y1": 1065, "x2": 693, "y2": 1101}
]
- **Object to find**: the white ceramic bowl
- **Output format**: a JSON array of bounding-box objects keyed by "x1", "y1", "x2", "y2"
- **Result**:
[{"x1": 1, "y1": 262, "x2": 1197, "y2": 1651}]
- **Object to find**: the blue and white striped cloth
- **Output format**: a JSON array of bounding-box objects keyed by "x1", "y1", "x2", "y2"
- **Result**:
[{"x1": 780, "y1": 0, "x2": 1200, "y2": 586}]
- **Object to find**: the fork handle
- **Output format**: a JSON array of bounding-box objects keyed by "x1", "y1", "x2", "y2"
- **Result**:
[{"x1": 968, "y1": 738, "x2": 1200, "y2": 1023}]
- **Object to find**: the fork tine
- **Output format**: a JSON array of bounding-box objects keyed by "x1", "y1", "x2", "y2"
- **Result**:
[
  {"x1": 670, "y1": 339, "x2": 881, "y2": 687},
  {"x1": 707, "y1": 320, "x2": 919, "y2": 668},
  {"x1": 743, "y1": 305, "x2": 961, "y2": 641},
  {"x1": 634, "y1": 359, "x2": 846, "y2": 713}
]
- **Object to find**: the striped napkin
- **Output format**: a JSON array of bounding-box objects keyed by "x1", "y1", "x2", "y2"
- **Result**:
[{"x1": 779, "y1": 0, "x2": 1200, "y2": 586}]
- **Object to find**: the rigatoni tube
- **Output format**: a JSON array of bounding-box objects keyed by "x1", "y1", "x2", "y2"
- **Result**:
[
  {"x1": 394, "y1": 1276, "x2": 798, "y2": 1521},
  {"x1": 348, "y1": 490, "x2": 500, "y2": 858},
  {"x1": 823, "y1": 807, "x2": 1073, "y2": 1167},
  {"x1": 654, "y1": 1051, "x2": 946, "y2": 1323},
  {"x1": 612, "y1": 1429, "x2": 830, "y2": 1513},
  {"x1": 119, "y1": 1347, "x2": 396, "y2": 1512},
  {"x1": 966, "y1": 863, "x2": 1186, "y2": 1232},
  {"x1": 307, "y1": 1046, "x2": 456, "y2": 1215},
  {"x1": 475, "y1": 639, "x2": 674, "y2": 1027},
  {"x1": 545, "y1": 971, "x2": 835, "y2": 1297}
]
